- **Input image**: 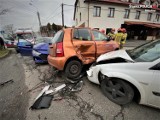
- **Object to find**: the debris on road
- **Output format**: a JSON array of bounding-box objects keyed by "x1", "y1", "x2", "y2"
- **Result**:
[
  {"x1": 30, "y1": 94, "x2": 54, "y2": 110},
  {"x1": 71, "y1": 81, "x2": 83, "y2": 92},
  {"x1": 45, "y1": 84, "x2": 66, "y2": 95},
  {"x1": 30, "y1": 67, "x2": 85, "y2": 110},
  {"x1": 35, "y1": 85, "x2": 50, "y2": 100},
  {"x1": 0, "y1": 79, "x2": 14, "y2": 87}
]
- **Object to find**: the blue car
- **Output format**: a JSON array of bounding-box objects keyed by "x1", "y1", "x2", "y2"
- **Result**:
[
  {"x1": 16, "y1": 39, "x2": 33, "y2": 56},
  {"x1": 32, "y1": 37, "x2": 52, "y2": 63}
]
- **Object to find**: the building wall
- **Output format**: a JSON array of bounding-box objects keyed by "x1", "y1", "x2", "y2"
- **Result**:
[{"x1": 75, "y1": 0, "x2": 160, "y2": 33}]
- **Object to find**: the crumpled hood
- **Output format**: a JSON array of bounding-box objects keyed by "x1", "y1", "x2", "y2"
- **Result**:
[
  {"x1": 33, "y1": 43, "x2": 48, "y2": 51},
  {"x1": 97, "y1": 49, "x2": 134, "y2": 62}
]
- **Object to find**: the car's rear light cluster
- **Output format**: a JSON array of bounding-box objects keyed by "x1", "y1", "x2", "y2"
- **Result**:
[{"x1": 56, "y1": 42, "x2": 64, "y2": 57}]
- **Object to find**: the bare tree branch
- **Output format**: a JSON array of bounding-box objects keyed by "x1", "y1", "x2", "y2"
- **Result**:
[{"x1": 0, "y1": 9, "x2": 10, "y2": 15}]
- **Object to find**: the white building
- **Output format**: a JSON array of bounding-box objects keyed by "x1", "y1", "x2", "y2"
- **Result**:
[{"x1": 74, "y1": 0, "x2": 160, "y2": 40}]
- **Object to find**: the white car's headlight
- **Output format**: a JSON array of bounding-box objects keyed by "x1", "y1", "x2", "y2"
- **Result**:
[{"x1": 32, "y1": 50, "x2": 41, "y2": 56}]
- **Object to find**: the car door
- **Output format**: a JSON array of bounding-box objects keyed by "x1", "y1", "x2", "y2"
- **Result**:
[
  {"x1": 18, "y1": 39, "x2": 33, "y2": 56},
  {"x1": 91, "y1": 30, "x2": 114, "y2": 58},
  {"x1": 148, "y1": 62, "x2": 160, "y2": 108},
  {"x1": 72, "y1": 28, "x2": 96, "y2": 64}
]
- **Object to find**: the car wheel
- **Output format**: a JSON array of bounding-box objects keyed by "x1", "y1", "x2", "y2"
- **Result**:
[
  {"x1": 16, "y1": 48, "x2": 19, "y2": 53},
  {"x1": 65, "y1": 60, "x2": 82, "y2": 79},
  {"x1": 101, "y1": 78, "x2": 134, "y2": 105}
]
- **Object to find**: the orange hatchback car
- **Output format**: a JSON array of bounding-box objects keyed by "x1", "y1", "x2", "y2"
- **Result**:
[{"x1": 48, "y1": 28, "x2": 119, "y2": 79}]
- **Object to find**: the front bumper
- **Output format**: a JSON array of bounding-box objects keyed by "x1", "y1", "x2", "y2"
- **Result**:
[
  {"x1": 87, "y1": 66, "x2": 100, "y2": 85},
  {"x1": 32, "y1": 51, "x2": 48, "y2": 63}
]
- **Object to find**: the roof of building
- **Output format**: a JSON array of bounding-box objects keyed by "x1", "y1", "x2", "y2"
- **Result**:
[{"x1": 125, "y1": 21, "x2": 160, "y2": 28}]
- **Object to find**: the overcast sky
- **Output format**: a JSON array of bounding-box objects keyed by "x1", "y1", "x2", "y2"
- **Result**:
[{"x1": 0, "y1": 0, "x2": 76, "y2": 31}]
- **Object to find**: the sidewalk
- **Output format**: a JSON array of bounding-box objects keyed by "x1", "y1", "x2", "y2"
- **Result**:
[{"x1": 124, "y1": 40, "x2": 148, "y2": 47}]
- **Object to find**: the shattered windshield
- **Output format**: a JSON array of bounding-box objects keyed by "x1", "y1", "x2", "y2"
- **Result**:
[{"x1": 127, "y1": 40, "x2": 160, "y2": 62}]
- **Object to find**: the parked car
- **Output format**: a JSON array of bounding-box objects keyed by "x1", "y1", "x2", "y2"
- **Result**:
[
  {"x1": 32, "y1": 37, "x2": 52, "y2": 63},
  {"x1": 0, "y1": 33, "x2": 15, "y2": 48},
  {"x1": 87, "y1": 40, "x2": 160, "y2": 108},
  {"x1": 16, "y1": 39, "x2": 33, "y2": 56},
  {"x1": 48, "y1": 28, "x2": 119, "y2": 79}
]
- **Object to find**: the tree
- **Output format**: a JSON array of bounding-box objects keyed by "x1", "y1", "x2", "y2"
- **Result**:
[
  {"x1": 52, "y1": 23, "x2": 57, "y2": 32},
  {"x1": 0, "y1": 9, "x2": 10, "y2": 15},
  {"x1": 47, "y1": 23, "x2": 52, "y2": 31}
]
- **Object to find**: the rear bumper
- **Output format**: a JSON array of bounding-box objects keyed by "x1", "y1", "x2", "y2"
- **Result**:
[{"x1": 47, "y1": 55, "x2": 66, "y2": 70}]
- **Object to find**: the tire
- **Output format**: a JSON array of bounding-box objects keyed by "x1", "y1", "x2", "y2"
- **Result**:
[
  {"x1": 65, "y1": 60, "x2": 82, "y2": 79},
  {"x1": 101, "y1": 78, "x2": 134, "y2": 105}
]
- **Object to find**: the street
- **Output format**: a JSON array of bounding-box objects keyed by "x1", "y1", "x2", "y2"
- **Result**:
[
  {"x1": 0, "y1": 50, "x2": 29, "y2": 120},
  {"x1": 0, "y1": 48, "x2": 160, "y2": 120}
]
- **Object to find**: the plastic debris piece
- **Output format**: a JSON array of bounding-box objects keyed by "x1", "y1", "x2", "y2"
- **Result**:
[
  {"x1": 71, "y1": 81, "x2": 84, "y2": 92},
  {"x1": 35, "y1": 85, "x2": 50, "y2": 100},
  {"x1": 30, "y1": 95, "x2": 53, "y2": 110},
  {"x1": 45, "y1": 84, "x2": 66, "y2": 95},
  {"x1": 0, "y1": 79, "x2": 14, "y2": 86}
]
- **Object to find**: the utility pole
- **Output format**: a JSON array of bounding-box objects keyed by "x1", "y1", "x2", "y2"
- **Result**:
[
  {"x1": 37, "y1": 11, "x2": 42, "y2": 28},
  {"x1": 61, "y1": 3, "x2": 64, "y2": 27},
  {"x1": 29, "y1": 3, "x2": 42, "y2": 34}
]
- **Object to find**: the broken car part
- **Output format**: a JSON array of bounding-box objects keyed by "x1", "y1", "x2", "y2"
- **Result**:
[
  {"x1": 0, "y1": 79, "x2": 14, "y2": 87},
  {"x1": 45, "y1": 84, "x2": 66, "y2": 95},
  {"x1": 30, "y1": 94, "x2": 53, "y2": 110},
  {"x1": 35, "y1": 85, "x2": 50, "y2": 100}
]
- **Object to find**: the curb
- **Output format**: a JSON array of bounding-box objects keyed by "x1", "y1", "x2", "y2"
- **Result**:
[{"x1": 0, "y1": 50, "x2": 11, "y2": 60}]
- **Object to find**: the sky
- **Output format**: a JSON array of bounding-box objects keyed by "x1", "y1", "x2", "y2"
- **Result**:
[{"x1": 0, "y1": 0, "x2": 76, "y2": 32}]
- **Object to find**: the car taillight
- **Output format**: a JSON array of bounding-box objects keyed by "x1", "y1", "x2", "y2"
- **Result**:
[{"x1": 56, "y1": 42, "x2": 64, "y2": 57}]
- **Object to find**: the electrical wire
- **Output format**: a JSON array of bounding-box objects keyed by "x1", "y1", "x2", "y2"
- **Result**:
[{"x1": 45, "y1": 4, "x2": 61, "y2": 21}]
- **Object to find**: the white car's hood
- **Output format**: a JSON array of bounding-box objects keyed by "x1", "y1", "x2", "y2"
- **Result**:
[{"x1": 97, "y1": 49, "x2": 134, "y2": 62}]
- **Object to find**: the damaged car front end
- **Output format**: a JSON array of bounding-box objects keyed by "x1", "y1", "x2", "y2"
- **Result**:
[
  {"x1": 87, "y1": 40, "x2": 160, "y2": 108},
  {"x1": 87, "y1": 49, "x2": 134, "y2": 85}
]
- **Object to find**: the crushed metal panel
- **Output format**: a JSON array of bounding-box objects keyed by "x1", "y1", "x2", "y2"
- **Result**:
[{"x1": 97, "y1": 50, "x2": 134, "y2": 62}]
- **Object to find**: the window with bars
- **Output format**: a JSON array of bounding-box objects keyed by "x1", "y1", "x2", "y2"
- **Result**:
[
  {"x1": 135, "y1": 11, "x2": 141, "y2": 19},
  {"x1": 155, "y1": 14, "x2": 160, "y2": 22},
  {"x1": 147, "y1": 13, "x2": 152, "y2": 21},
  {"x1": 124, "y1": 9, "x2": 130, "y2": 18},
  {"x1": 93, "y1": 6, "x2": 101, "y2": 17},
  {"x1": 108, "y1": 8, "x2": 115, "y2": 17}
]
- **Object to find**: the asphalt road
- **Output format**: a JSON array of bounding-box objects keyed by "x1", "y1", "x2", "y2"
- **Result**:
[
  {"x1": 1, "y1": 47, "x2": 160, "y2": 120},
  {"x1": 0, "y1": 50, "x2": 29, "y2": 120}
]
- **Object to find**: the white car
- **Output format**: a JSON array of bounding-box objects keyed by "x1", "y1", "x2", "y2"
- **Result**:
[{"x1": 87, "y1": 40, "x2": 160, "y2": 108}]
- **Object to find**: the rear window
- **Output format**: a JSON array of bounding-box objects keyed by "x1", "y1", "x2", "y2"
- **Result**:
[
  {"x1": 51, "y1": 30, "x2": 64, "y2": 44},
  {"x1": 73, "y1": 28, "x2": 91, "y2": 41}
]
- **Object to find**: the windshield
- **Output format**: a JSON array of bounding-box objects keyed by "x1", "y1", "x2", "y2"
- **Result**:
[
  {"x1": 127, "y1": 40, "x2": 160, "y2": 62},
  {"x1": 17, "y1": 33, "x2": 33, "y2": 40},
  {"x1": 23, "y1": 33, "x2": 33, "y2": 39},
  {"x1": 35, "y1": 37, "x2": 52, "y2": 44}
]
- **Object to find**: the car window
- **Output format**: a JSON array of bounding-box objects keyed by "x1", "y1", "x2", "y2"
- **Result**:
[
  {"x1": 51, "y1": 30, "x2": 64, "y2": 44},
  {"x1": 18, "y1": 39, "x2": 32, "y2": 46},
  {"x1": 92, "y1": 30, "x2": 108, "y2": 41},
  {"x1": 36, "y1": 37, "x2": 52, "y2": 44},
  {"x1": 127, "y1": 40, "x2": 160, "y2": 62},
  {"x1": 73, "y1": 28, "x2": 91, "y2": 41}
]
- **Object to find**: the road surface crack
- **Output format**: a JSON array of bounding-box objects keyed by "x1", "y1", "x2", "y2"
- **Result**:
[
  {"x1": 65, "y1": 94, "x2": 104, "y2": 120},
  {"x1": 113, "y1": 105, "x2": 124, "y2": 120}
]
